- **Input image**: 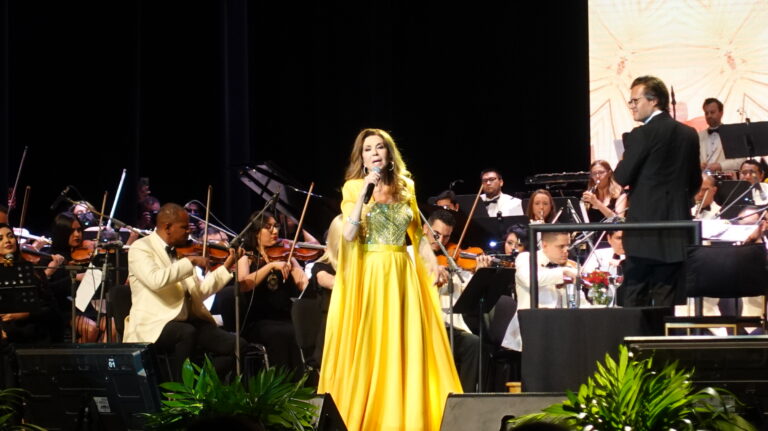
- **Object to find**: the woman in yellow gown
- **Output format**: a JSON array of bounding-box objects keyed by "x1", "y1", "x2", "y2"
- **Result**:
[{"x1": 319, "y1": 129, "x2": 462, "y2": 430}]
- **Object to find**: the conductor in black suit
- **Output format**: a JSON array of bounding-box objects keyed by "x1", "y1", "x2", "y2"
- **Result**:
[{"x1": 614, "y1": 76, "x2": 701, "y2": 307}]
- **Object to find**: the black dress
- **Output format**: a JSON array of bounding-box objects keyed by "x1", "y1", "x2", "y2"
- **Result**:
[
  {"x1": 305, "y1": 262, "x2": 334, "y2": 368},
  {"x1": 216, "y1": 259, "x2": 303, "y2": 372},
  {"x1": 586, "y1": 196, "x2": 617, "y2": 223}
]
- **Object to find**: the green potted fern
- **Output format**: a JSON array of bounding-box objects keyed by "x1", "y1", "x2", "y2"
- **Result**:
[
  {"x1": 143, "y1": 357, "x2": 317, "y2": 431},
  {"x1": 0, "y1": 387, "x2": 45, "y2": 430},
  {"x1": 507, "y1": 345, "x2": 756, "y2": 431}
]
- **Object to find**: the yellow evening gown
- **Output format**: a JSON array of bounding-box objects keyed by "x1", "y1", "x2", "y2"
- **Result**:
[{"x1": 318, "y1": 178, "x2": 463, "y2": 431}]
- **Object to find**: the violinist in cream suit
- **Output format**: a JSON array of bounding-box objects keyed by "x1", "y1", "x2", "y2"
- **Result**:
[{"x1": 125, "y1": 203, "x2": 241, "y2": 380}]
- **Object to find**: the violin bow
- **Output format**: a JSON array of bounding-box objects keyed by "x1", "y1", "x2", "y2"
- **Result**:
[
  {"x1": 91, "y1": 191, "x2": 109, "y2": 250},
  {"x1": 7, "y1": 146, "x2": 28, "y2": 219},
  {"x1": 18, "y1": 186, "x2": 31, "y2": 235},
  {"x1": 107, "y1": 169, "x2": 127, "y2": 228},
  {"x1": 286, "y1": 182, "x2": 314, "y2": 264},
  {"x1": 202, "y1": 186, "x2": 213, "y2": 265},
  {"x1": 451, "y1": 183, "x2": 484, "y2": 260}
]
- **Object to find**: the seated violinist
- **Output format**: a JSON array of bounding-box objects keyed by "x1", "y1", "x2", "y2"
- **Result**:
[
  {"x1": 526, "y1": 189, "x2": 557, "y2": 223},
  {"x1": 124, "y1": 203, "x2": 241, "y2": 381},
  {"x1": 0, "y1": 223, "x2": 63, "y2": 345},
  {"x1": 691, "y1": 173, "x2": 719, "y2": 220},
  {"x1": 428, "y1": 190, "x2": 460, "y2": 212},
  {"x1": 502, "y1": 231, "x2": 580, "y2": 351},
  {"x1": 421, "y1": 209, "x2": 491, "y2": 392},
  {"x1": 47, "y1": 211, "x2": 107, "y2": 342},
  {"x1": 217, "y1": 211, "x2": 308, "y2": 373}
]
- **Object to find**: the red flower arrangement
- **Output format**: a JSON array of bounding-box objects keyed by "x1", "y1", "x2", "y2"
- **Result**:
[{"x1": 584, "y1": 270, "x2": 610, "y2": 288}]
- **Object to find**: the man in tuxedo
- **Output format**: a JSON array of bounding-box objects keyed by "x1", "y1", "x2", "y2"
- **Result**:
[
  {"x1": 614, "y1": 75, "x2": 701, "y2": 307},
  {"x1": 479, "y1": 169, "x2": 524, "y2": 217},
  {"x1": 124, "y1": 203, "x2": 241, "y2": 380},
  {"x1": 692, "y1": 173, "x2": 719, "y2": 220},
  {"x1": 699, "y1": 98, "x2": 745, "y2": 172}
]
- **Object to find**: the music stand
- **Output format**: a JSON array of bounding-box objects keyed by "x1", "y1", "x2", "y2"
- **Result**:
[
  {"x1": 0, "y1": 262, "x2": 42, "y2": 313},
  {"x1": 453, "y1": 267, "x2": 515, "y2": 391},
  {"x1": 714, "y1": 180, "x2": 753, "y2": 219},
  {"x1": 719, "y1": 122, "x2": 768, "y2": 159}
]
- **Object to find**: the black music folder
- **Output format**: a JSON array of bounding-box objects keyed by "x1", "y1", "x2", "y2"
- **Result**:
[{"x1": 719, "y1": 121, "x2": 768, "y2": 159}]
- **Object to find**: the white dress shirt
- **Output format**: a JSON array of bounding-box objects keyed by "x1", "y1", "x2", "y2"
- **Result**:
[
  {"x1": 691, "y1": 201, "x2": 721, "y2": 220},
  {"x1": 581, "y1": 247, "x2": 624, "y2": 276},
  {"x1": 501, "y1": 250, "x2": 583, "y2": 351},
  {"x1": 698, "y1": 128, "x2": 745, "y2": 171},
  {"x1": 480, "y1": 193, "x2": 523, "y2": 217}
]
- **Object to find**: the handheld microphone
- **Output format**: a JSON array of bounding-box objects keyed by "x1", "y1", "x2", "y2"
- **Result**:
[
  {"x1": 363, "y1": 167, "x2": 382, "y2": 202},
  {"x1": 50, "y1": 186, "x2": 71, "y2": 210}
]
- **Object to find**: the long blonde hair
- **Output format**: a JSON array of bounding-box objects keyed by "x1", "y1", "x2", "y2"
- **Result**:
[
  {"x1": 344, "y1": 128, "x2": 411, "y2": 202},
  {"x1": 314, "y1": 214, "x2": 344, "y2": 270},
  {"x1": 587, "y1": 160, "x2": 622, "y2": 200}
]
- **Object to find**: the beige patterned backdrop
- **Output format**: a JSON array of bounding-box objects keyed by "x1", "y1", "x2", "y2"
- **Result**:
[{"x1": 589, "y1": 0, "x2": 768, "y2": 166}]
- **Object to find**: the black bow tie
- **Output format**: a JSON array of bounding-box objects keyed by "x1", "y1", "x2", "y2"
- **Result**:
[
  {"x1": 707, "y1": 128, "x2": 719, "y2": 135},
  {"x1": 484, "y1": 196, "x2": 499, "y2": 206},
  {"x1": 612, "y1": 253, "x2": 621, "y2": 260},
  {"x1": 545, "y1": 262, "x2": 561, "y2": 268},
  {"x1": 165, "y1": 245, "x2": 176, "y2": 260}
]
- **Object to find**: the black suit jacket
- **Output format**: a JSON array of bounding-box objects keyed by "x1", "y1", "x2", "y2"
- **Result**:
[{"x1": 614, "y1": 111, "x2": 701, "y2": 263}]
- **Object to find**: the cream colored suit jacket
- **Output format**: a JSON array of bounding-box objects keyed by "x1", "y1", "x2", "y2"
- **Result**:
[{"x1": 124, "y1": 232, "x2": 232, "y2": 343}]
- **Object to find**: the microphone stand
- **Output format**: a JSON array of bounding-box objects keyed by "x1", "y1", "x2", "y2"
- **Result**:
[
  {"x1": 229, "y1": 189, "x2": 280, "y2": 375},
  {"x1": 567, "y1": 199, "x2": 598, "y2": 258},
  {"x1": 417, "y1": 206, "x2": 464, "y2": 355}
]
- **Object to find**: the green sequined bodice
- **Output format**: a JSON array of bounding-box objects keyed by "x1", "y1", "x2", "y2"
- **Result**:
[{"x1": 363, "y1": 202, "x2": 412, "y2": 246}]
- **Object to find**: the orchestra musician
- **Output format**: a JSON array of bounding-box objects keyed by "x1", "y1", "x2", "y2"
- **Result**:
[
  {"x1": 422, "y1": 208, "x2": 491, "y2": 392},
  {"x1": 614, "y1": 75, "x2": 701, "y2": 307},
  {"x1": 581, "y1": 230, "x2": 625, "y2": 277},
  {"x1": 0, "y1": 223, "x2": 63, "y2": 345},
  {"x1": 230, "y1": 210, "x2": 308, "y2": 372},
  {"x1": 123, "y1": 203, "x2": 241, "y2": 380},
  {"x1": 501, "y1": 231, "x2": 579, "y2": 351},
  {"x1": 47, "y1": 211, "x2": 105, "y2": 342},
  {"x1": 480, "y1": 168, "x2": 523, "y2": 217},
  {"x1": 526, "y1": 189, "x2": 557, "y2": 223},
  {"x1": 691, "y1": 173, "x2": 720, "y2": 220},
  {"x1": 503, "y1": 225, "x2": 527, "y2": 254},
  {"x1": 318, "y1": 128, "x2": 462, "y2": 430},
  {"x1": 427, "y1": 189, "x2": 460, "y2": 212},
  {"x1": 582, "y1": 160, "x2": 627, "y2": 222},
  {"x1": 699, "y1": 98, "x2": 745, "y2": 173},
  {"x1": 738, "y1": 159, "x2": 768, "y2": 206}
]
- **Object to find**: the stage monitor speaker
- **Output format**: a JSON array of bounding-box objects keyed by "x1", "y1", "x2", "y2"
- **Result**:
[
  {"x1": 16, "y1": 343, "x2": 162, "y2": 431},
  {"x1": 440, "y1": 393, "x2": 565, "y2": 431},
  {"x1": 310, "y1": 393, "x2": 347, "y2": 431},
  {"x1": 626, "y1": 335, "x2": 768, "y2": 428}
]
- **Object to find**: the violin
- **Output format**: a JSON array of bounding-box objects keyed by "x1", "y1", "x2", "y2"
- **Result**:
[
  {"x1": 19, "y1": 244, "x2": 54, "y2": 264},
  {"x1": 265, "y1": 239, "x2": 325, "y2": 262},
  {"x1": 70, "y1": 240, "x2": 97, "y2": 264},
  {"x1": 437, "y1": 243, "x2": 515, "y2": 270},
  {"x1": 69, "y1": 240, "x2": 124, "y2": 264},
  {"x1": 175, "y1": 239, "x2": 231, "y2": 266}
]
